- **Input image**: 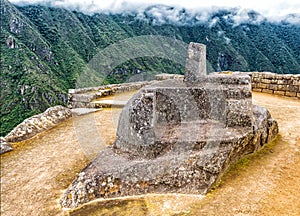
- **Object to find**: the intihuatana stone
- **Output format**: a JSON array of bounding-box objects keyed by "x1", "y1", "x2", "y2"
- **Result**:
[{"x1": 60, "y1": 43, "x2": 278, "y2": 209}]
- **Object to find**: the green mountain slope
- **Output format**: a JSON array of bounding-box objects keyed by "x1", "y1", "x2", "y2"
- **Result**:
[
  {"x1": 1, "y1": 0, "x2": 299, "y2": 136},
  {"x1": 1, "y1": 0, "x2": 68, "y2": 135}
]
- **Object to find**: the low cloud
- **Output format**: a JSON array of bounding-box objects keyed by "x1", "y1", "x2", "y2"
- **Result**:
[{"x1": 10, "y1": 0, "x2": 300, "y2": 25}]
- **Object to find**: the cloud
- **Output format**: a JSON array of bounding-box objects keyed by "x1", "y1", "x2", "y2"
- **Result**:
[
  {"x1": 209, "y1": 17, "x2": 219, "y2": 28},
  {"x1": 10, "y1": 0, "x2": 300, "y2": 25}
]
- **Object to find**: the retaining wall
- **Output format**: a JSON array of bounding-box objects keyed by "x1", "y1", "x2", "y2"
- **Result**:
[
  {"x1": 250, "y1": 72, "x2": 300, "y2": 98},
  {"x1": 3, "y1": 72, "x2": 298, "y2": 154},
  {"x1": 68, "y1": 81, "x2": 157, "y2": 109},
  {"x1": 68, "y1": 72, "x2": 300, "y2": 110},
  {"x1": 4, "y1": 105, "x2": 71, "y2": 143}
]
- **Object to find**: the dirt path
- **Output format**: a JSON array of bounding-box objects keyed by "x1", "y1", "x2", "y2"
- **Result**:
[
  {"x1": 1, "y1": 92, "x2": 299, "y2": 216},
  {"x1": 0, "y1": 108, "x2": 122, "y2": 216}
]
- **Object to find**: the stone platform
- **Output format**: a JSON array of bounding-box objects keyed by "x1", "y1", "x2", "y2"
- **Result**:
[
  {"x1": 60, "y1": 80, "x2": 278, "y2": 209},
  {"x1": 60, "y1": 43, "x2": 278, "y2": 209}
]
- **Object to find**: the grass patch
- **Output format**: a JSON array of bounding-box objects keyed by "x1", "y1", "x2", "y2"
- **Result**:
[{"x1": 210, "y1": 134, "x2": 280, "y2": 192}]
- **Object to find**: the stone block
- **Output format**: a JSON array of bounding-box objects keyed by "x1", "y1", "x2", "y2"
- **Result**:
[
  {"x1": 71, "y1": 94, "x2": 96, "y2": 102},
  {"x1": 289, "y1": 85, "x2": 299, "y2": 93},
  {"x1": 297, "y1": 93, "x2": 300, "y2": 98},
  {"x1": 253, "y1": 88, "x2": 262, "y2": 92},
  {"x1": 185, "y1": 43, "x2": 206, "y2": 82},
  {"x1": 277, "y1": 79, "x2": 287, "y2": 85},
  {"x1": 253, "y1": 78, "x2": 260, "y2": 82},
  {"x1": 268, "y1": 84, "x2": 278, "y2": 91},
  {"x1": 261, "y1": 79, "x2": 272, "y2": 84},
  {"x1": 277, "y1": 85, "x2": 284, "y2": 91},
  {"x1": 281, "y1": 85, "x2": 289, "y2": 91},
  {"x1": 71, "y1": 101, "x2": 89, "y2": 108},
  {"x1": 275, "y1": 74, "x2": 284, "y2": 79},
  {"x1": 225, "y1": 99, "x2": 253, "y2": 128},
  {"x1": 156, "y1": 74, "x2": 184, "y2": 81},
  {"x1": 68, "y1": 89, "x2": 76, "y2": 94},
  {"x1": 293, "y1": 80, "x2": 300, "y2": 86},
  {"x1": 274, "y1": 91, "x2": 286, "y2": 96},
  {"x1": 226, "y1": 86, "x2": 252, "y2": 99},
  {"x1": 263, "y1": 72, "x2": 275, "y2": 79},
  {"x1": 257, "y1": 83, "x2": 267, "y2": 89},
  {"x1": 271, "y1": 79, "x2": 277, "y2": 84},
  {"x1": 257, "y1": 73, "x2": 264, "y2": 78},
  {"x1": 251, "y1": 72, "x2": 260, "y2": 78},
  {"x1": 285, "y1": 91, "x2": 297, "y2": 97},
  {"x1": 262, "y1": 89, "x2": 274, "y2": 94},
  {"x1": 283, "y1": 75, "x2": 292, "y2": 80}
]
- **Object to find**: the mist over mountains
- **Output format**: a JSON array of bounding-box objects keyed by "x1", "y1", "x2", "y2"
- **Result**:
[
  {"x1": 9, "y1": 0, "x2": 300, "y2": 24},
  {"x1": 1, "y1": 0, "x2": 300, "y2": 136},
  {"x1": 9, "y1": 0, "x2": 300, "y2": 26}
]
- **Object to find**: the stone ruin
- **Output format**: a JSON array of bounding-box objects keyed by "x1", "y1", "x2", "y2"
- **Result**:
[{"x1": 60, "y1": 43, "x2": 278, "y2": 209}]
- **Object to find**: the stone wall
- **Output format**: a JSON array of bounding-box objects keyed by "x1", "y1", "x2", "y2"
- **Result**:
[
  {"x1": 4, "y1": 105, "x2": 71, "y2": 143},
  {"x1": 155, "y1": 73, "x2": 184, "y2": 81},
  {"x1": 68, "y1": 81, "x2": 157, "y2": 109},
  {"x1": 157, "y1": 72, "x2": 300, "y2": 99},
  {"x1": 249, "y1": 72, "x2": 300, "y2": 98},
  {"x1": 68, "y1": 72, "x2": 300, "y2": 110},
  {"x1": 0, "y1": 137, "x2": 13, "y2": 154}
]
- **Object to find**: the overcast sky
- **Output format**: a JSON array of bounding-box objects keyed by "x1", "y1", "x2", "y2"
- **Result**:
[{"x1": 10, "y1": 0, "x2": 300, "y2": 23}]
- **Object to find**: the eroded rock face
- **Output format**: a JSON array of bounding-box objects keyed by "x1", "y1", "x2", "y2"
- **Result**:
[
  {"x1": 60, "y1": 43, "x2": 278, "y2": 209},
  {"x1": 60, "y1": 103, "x2": 278, "y2": 209},
  {"x1": 5, "y1": 105, "x2": 71, "y2": 142},
  {"x1": 0, "y1": 137, "x2": 13, "y2": 154}
]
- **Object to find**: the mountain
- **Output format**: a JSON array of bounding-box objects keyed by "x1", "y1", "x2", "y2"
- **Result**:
[{"x1": 1, "y1": 0, "x2": 300, "y2": 136}]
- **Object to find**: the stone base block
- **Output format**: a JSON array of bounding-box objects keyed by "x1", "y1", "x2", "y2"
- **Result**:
[{"x1": 60, "y1": 105, "x2": 278, "y2": 209}]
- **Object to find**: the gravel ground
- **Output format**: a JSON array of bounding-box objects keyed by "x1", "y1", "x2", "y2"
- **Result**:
[{"x1": 1, "y1": 92, "x2": 299, "y2": 216}]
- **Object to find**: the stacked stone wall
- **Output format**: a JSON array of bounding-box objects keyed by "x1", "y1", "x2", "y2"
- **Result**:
[
  {"x1": 250, "y1": 72, "x2": 300, "y2": 98},
  {"x1": 68, "y1": 81, "x2": 157, "y2": 109},
  {"x1": 67, "y1": 72, "x2": 300, "y2": 109},
  {"x1": 4, "y1": 106, "x2": 71, "y2": 143}
]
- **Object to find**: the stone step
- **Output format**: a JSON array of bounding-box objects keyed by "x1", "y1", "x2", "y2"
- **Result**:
[
  {"x1": 95, "y1": 89, "x2": 114, "y2": 98},
  {"x1": 90, "y1": 100, "x2": 127, "y2": 108},
  {"x1": 71, "y1": 108, "x2": 102, "y2": 116}
]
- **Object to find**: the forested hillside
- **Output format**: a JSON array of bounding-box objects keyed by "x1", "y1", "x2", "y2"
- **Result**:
[{"x1": 1, "y1": 0, "x2": 299, "y2": 136}]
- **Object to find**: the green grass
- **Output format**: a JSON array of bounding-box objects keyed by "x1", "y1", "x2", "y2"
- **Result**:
[{"x1": 210, "y1": 135, "x2": 280, "y2": 192}]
